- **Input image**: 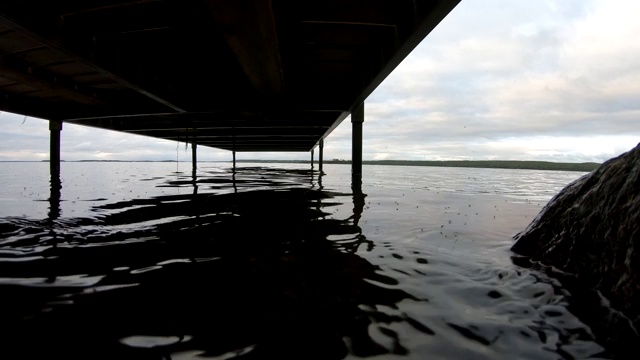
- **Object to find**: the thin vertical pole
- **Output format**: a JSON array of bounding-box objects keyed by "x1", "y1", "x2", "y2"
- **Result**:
[
  {"x1": 191, "y1": 142, "x2": 197, "y2": 173},
  {"x1": 352, "y1": 102, "x2": 364, "y2": 176},
  {"x1": 232, "y1": 150, "x2": 236, "y2": 169},
  {"x1": 49, "y1": 120, "x2": 62, "y2": 221},
  {"x1": 50, "y1": 120, "x2": 62, "y2": 177},
  {"x1": 319, "y1": 138, "x2": 324, "y2": 173},
  {"x1": 311, "y1": 149, "x2": 314, "y2": 168}
]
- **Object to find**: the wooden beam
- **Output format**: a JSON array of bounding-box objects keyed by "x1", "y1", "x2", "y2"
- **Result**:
[
  {"x1": 197, "y1": 138, "x2": 317, "y2": 144},
  {"x1": 226, "y1": 147, "x2": 311, "y2": 152},
  {"x1": 137, "y1": 128, "x2": 325, "y2": 138},
  {"x1": 0, "y1": 12, "x2": 186, "y2": 113},
  {"x1": 205, "y1": 0, "x2": 284, "y2": 98},
  {"x1": 0, "y1": 59, "x2": 103, "y2": 105},
  {"x1": 65, "y1": 109, "x2": 344, "y2": 123}
]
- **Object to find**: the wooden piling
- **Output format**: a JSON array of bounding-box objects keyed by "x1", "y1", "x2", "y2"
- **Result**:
[
  {"x1": 191, "y1": 142, "x2": 197, "y2": 173},
  {"x1": 319, "y1": 138, "x2": 324, "y2": 172},
  {"x1": 49, "y1": 120, "x2": 62, "y2": 176},
  {"x1": 352, "y1": 102, "x2": 363, "y2": 176}
]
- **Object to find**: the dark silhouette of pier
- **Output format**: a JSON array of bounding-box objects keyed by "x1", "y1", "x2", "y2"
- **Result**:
[{"x1": 0, "y1": 0, "x2": 459, "y2": 177}]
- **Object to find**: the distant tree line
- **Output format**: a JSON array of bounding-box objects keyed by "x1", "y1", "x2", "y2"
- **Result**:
[
  {"x1": 28, "y1": 158, "x2": 601, "y2": 172},
  {"x1": 240, "y1": 159, "x2": 600, "y2": 172},
  {"x1": 359, "y1": 160, "x2": 600, "y2": 172}
]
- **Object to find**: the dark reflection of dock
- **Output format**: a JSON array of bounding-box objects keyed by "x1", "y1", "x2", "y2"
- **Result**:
[{"x1": 1, "y1": 167, "x2": 420, "y2": 360}]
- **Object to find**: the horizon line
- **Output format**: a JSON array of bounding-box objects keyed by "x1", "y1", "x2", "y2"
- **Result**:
[{"x1": 0, "y1": 159, "x2": 602, "y2": 164}]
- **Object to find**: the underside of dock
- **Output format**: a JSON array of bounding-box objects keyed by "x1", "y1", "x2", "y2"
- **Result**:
[{"x1": 0, "y1": 0, "x2": 459, "y2": 174}]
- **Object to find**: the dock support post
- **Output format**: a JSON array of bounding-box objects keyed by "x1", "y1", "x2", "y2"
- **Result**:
[
  {"x1": 232, "y1": 131, "x2": 237, "y2": 169},
  {"x1": 191, "y1": 142, "x2": 197, "y2": 173},
  {"x1": 49, "y1": 120, "x2": 62, "y2": 220},
  {"x1": 311, "y1": 149, "x2": 314, "y2": 168},
  {"x1": 49, "y1": 120, "x2": 62, "y2": 178},
  {"x1": 352, "y1": 102, "x2": 364, "y2": 176},
  {"x1": 319, "y1": 138, "x2": 324, "y2": 173}
]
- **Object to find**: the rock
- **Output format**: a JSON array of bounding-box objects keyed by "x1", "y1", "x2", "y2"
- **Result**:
[{"x1": 512, "y1": 142, "x2": 640, "y2": 331}]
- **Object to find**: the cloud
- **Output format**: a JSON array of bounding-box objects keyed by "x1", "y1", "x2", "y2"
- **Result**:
[{"x1": 353, "y1": 0, "x2": 640, "y2": 162}]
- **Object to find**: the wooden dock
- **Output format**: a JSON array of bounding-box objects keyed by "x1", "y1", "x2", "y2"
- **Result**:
[{"x1": 0, "y1": 0, "x2": 459, "y2": 174}]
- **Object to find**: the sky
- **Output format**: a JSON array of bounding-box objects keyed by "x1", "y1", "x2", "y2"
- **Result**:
[{"x1": 1, "y1": 0, "x2": 639, "y2": 163}]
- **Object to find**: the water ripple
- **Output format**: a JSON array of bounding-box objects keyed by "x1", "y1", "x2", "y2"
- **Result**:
[{"x1": 0, "y1": 163, "x2": 627, "y2": 359}]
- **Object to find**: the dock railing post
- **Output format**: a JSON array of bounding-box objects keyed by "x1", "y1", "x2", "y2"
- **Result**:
[{"x1": 352, "y1": 102, "x2": 364, "y2": 177}]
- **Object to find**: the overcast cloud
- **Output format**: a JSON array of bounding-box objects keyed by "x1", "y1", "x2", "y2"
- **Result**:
[{"x1": 1, "y1": 0, "x2": 639, "y2": 163}]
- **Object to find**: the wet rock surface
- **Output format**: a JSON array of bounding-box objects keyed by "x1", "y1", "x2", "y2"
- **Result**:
[{"x1": 512, "y1": 143, "x2": 640, "y2": 345}]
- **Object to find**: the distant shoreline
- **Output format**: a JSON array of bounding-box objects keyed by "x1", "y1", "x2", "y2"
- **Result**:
[
  {"x1": 238, "y1": 159, "x2": 600, "y2": 172},
  {"x1": 1, "y1": 159, "x2": 600, "y2": 172}
]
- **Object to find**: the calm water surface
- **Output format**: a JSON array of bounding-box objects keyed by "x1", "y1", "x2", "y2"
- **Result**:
[{"x1": 0, "y1": 162, "x2": 618, "y2": 359}]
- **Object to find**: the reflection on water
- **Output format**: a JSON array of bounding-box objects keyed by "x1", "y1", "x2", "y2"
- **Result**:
[
  {"x1": 48, "y1": 171, "x2": 62, "y2": 221},
  {"x1": 0, "y1": 164, "x2": 626, "y2": 359}
]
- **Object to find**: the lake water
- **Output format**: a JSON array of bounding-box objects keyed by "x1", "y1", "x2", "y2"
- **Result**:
[{"x1": 0, "y1": 162, "x2": 621, "y2": 359}]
